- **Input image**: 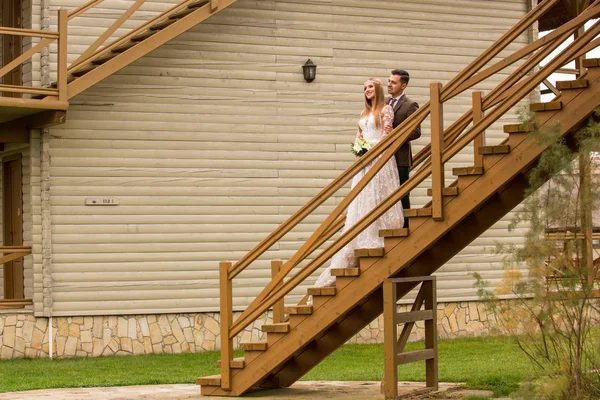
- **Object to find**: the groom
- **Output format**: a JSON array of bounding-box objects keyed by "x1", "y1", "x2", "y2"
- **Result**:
[{"x1": 387, "y1": 69, "x2": 421, "y2": 229}]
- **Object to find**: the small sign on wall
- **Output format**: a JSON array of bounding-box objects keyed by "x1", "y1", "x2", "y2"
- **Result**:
[{"x1": 85, "y1": 198, "x2": 119, "y2": 206}]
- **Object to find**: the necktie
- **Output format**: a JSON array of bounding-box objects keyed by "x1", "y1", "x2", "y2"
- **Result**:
[{"x1": 389, "y1": 98, "x2": 396, "y2": 108}]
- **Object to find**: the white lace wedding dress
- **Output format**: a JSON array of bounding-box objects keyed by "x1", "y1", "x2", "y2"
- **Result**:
[{"x1": 313, "y1": 106, "x2": 405, "y2": 288}]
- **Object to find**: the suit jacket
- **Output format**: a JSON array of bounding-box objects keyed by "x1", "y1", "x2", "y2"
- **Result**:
[{"x1": 387, "y1": 95, "x2": 421, "y2": 168}]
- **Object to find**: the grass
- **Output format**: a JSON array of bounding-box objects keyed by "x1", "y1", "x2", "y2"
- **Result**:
[{"x1": 0, "y1": 335, "x2": 531, "y2": 396}]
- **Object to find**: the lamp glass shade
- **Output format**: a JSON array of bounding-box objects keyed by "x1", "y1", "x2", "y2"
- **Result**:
[{"x1": 302, "y1": 59, "x2": 317, "y2": 82}]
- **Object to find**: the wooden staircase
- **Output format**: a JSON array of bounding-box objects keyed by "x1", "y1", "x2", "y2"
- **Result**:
[
  {"x1": 62, "y1": 0, "x2": 239, "y2": 100},
  {"x1": 197, "y1": 0, "x2": 600, "y2": 396}
]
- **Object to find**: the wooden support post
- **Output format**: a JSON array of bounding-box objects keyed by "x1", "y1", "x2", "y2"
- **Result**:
[
  {"x1": 574, "y1": 26, "x2": 586, "y2": 78},
  {"x1": 271, "y1": 260, "x2": 284, "y2": 324},
  {"x1": 472, "y1": 91, "x2": 485, "y2": 169},
  {"x1": 383, "y1": 279, "x2": 398, "y2": 400},
  {"x1": 219, "y1": 260, "x2": 233, "y2": 391},
  {"x1": 430, "y1": 82, "x2": 444, "y2": 221},
  {"x1": 57, "y1": 9, "x2": 68, "y2": 103},
  {"x1": 385, "y1": 277, "x2": 438, "y2": 396},
  {"x1": 423, "y1": 279, "x2": 439, "y2": 391},
  {"x1": 579, "y1": 153, "x2": 594, "y2": 285}
]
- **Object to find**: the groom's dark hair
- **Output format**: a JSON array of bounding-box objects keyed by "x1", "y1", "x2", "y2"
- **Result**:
[{"x1": 391, "y1": 69, "x2": 410, "y2": 85}]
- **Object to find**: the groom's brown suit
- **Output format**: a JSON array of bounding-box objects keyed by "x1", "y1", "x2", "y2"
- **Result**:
[{"x1": 387, "y1": 94, "x2": 421, "y2": 227}]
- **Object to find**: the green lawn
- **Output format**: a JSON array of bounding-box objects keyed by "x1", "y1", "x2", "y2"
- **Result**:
[{"x1": 0, "y1": 335, "x2": 531, "y2": 396}]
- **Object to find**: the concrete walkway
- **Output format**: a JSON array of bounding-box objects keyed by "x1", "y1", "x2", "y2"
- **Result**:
[{"x1": 0, "y1": 382, "x2": 500, "y2": 400}]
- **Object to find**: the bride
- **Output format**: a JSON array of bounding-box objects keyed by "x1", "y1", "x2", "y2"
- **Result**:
[{"x1": 313, "y1": 77, "x2": 405, "y2": 289}]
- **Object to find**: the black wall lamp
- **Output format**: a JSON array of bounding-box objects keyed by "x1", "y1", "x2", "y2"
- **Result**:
[{"x1": 302, "y1": 59, "x2": 317, "y2": 83}]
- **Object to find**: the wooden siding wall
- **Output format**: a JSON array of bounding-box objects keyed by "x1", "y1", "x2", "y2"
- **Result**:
[{"x1": 42, "y1": 0, "x2": 530, "y2": 316}]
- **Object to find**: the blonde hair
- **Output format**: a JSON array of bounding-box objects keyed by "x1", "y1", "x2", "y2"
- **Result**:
[{"x1": 361, "y1": 77, "x2": 386, "y2": 129}]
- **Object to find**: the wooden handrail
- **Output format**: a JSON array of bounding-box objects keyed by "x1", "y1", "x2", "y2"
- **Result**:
[
  {"x1": 0, "y1": 84, "x2": 58, "y2": 96},
  {"x1": 226, "y1": 0, "x2": 600, "y2": 339},
  {"x1": 0, "y1": 27, "x2": 59, "y2": 39},
  {"x1": 68, "y1": 0, "x2": 105, "y2": 20}
]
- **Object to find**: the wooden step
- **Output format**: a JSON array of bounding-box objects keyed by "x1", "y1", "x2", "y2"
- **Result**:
[
  {"x1": 379, "y1": 228, "x2": 409, "y2": 238},
  {"x1": 239, "y1": 342, "x2": 267, "y2": 351},
  {"x1": 188, "y1": 0, "x2": 210, "y2": 7},
  {"x1": 131, "y1": 30, "x2": 156, "y2": 42},
  {"x1": 478, "y1": 145, "x2": 510, "y2": 155},
  {"x1": 71, "y1": 64, "x2": 96, "y2": 77},
  {"x1": 112, "y1": 41, "x2": 137, "y2": 53},
  {"x1": 284, "y1": 305, "x2": 313, "y2": 315},
  {"x1": 331, "y1": 267, "x2": 360, "y2": 277},
  {"x1": 261, "y1": 322, "x2": 290, "y2": 333},
  {"x1": 170, "y1": 7, "x2": 196, "y2": 19},
  {"x1": 380, "y1": 228, "x2": 409, "y2": 252},
  {"x1": 503, "y1": 123, "x2": 534, "y2": 133},
  {"x1": 216, "y1": 357, "x2": 245, "y2": 369},
  {"x1": 426, "y1": 187, "x2": 458, "y2": 197},
  {"x1": 556, "y1": 79, "x2": 589, "y2": 91},
  {"x1": 92, "y1": 52, "x2": 119, "y2": 65},
  {"x1": 150, "y1": 18, "x2": 176, "y2": 31},
  {"x1": 354, "y1": 247, "x2": 384, "y2": 257},
  {"x1": 582, "y1": 58, "x2": 600, "y2": 68},
  {"x1": 404, "y1": 207, "x2": 432, "y2": 218},
  {"x1": 530, "y1": 100, "x2": 562, "y2": 112},
  {"x1": 452, "y1": 166, "x2": 484, "y2": 176},
  {"x1": 307, "y1": 287, "x2": 336, "y2": 296},
  {"x1": 196, "y1": 374, "x2": 221, "y2": 386}
]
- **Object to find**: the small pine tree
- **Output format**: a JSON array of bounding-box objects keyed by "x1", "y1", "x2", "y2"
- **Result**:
[{"x1": 475, "y1": 108, "x2": 600, "y2": 399}]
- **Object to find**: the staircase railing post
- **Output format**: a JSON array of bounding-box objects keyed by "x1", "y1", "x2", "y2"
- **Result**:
[
  {"x1": 57, "y1": 8, "x2": 68, "y2": 102},
  {"x1": 383, "y1": 279, "x2": 398, "y2": 399},
  {"x1": 271, "y1": 260, "x2": 284, "y2": 323},
  {"x1": 430, "y1": 82, "x2": 445, "y2": 221},
  {"x1": 219, "y1": 260, "x2": 233, "y2": 391},
  {"x1": 472, "y1": 91, "x2": 485, "y2": 169},
  {"x1": 424, "y1": 278, "x2": 439, "y2": 390}
]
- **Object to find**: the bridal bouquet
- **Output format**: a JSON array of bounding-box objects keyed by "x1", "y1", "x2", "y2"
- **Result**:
[{"x1": 350, "y1": 139, "x2": 374, "y2": 157}]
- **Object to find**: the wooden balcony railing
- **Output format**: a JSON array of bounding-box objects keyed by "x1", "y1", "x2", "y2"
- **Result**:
[
  {"x1": 215, "y1": 0, "x2": 600, "y2": 386},
  {"x1": 0, "y1": 0, "x2": 211, "y2": 105},
  {"x1": 0, "y1": 245, "x2": 32, "y2": 309},
  {"x1": 0, "y1": 10, "x2": 68, "y2": 108}
]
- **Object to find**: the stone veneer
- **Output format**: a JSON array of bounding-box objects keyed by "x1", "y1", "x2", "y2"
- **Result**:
[{"x1": 0, "y1": 301, "x2": 496, "y2": 359}]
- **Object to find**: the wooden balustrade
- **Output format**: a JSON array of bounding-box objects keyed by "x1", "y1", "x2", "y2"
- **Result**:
[{"x1": 0, "y1": 9, "x2": 68, "y2": 104}]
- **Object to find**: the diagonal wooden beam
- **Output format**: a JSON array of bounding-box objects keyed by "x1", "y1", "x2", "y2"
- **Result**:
[
  {"x1": 0, "y1": 38, "x2": 54, "y2": 80},
  {"x1": 69, "y1": 0, "x2": 147, "y2": 69}
]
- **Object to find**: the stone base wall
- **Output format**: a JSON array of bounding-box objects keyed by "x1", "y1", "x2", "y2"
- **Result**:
[{"x1": 0, "y1": 301, "x2": 496, "y2": 359}]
